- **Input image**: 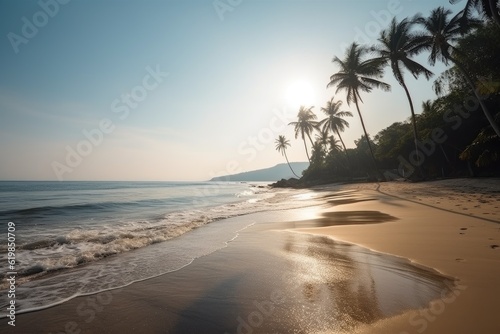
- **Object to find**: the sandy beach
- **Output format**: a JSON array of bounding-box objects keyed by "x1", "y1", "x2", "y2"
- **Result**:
[
  {"x1": 301, "y1": 178, "x2": 500, "y2": 333},
  {"x1": 3, "y1": 0, "x2": 500, "y2": 332},
  {"x1": 2, "y1": 178, "x2": 500, "y2": 333}
]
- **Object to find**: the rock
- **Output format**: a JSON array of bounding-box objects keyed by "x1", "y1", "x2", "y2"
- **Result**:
[{"x1": 270, "y1": 178, "x2": 300, "y2": 188}]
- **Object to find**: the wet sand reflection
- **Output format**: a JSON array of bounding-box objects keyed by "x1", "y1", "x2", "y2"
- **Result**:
[
  {"x1": 320, "y1": 190, "x2": 376, "y2": 207},
  {"x1": 5, "y1": 213, "x2": 456, "y2": 334},
  {"x1": 277, "y1": 233, "x2": 453, "y2": 333},
  {"x1": 291, "y1": 210, "x2": 398, "y2": 228}
]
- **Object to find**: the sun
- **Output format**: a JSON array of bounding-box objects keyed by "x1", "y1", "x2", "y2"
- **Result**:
[{"x1": 285, "y1": 80, "x2": 315, "y2": 109}]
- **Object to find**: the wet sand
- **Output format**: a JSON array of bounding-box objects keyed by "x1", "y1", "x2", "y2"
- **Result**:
[
  {"x1": 300, "y1": 179, "x2": 500, "y2": 333},
  {"x1": 317, "y1": 178, "x2": 500, "y2": 223},
  {"x1": 2, "y1": 211, "x2": 452, "y2": 333},
  {"x1": 2, "y1": 178, "x2": 499, "y2": 333}
]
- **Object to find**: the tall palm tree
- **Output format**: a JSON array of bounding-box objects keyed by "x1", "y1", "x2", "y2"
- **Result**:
[
  {"x1": 415, "y1": 7, "x2": 500, "y2": 138},
  {"x1": 275, "y1": 135, "x2": 300, "y2": 178},
  {"x1": 289, "y1": 106, "x2": 318, "y2": 163},
  {"x1": 372, "y1": 17, "x2": 433, "y2": 174},
  {"x1": 319, "y1": 97, "x2": 353, "y2": 162},
  {"x1": 450, "y1": 0, "x2": 500, "y2": 27},
  {"x1": 327, "y1": 42, "x2": 391, "y2": 171}
]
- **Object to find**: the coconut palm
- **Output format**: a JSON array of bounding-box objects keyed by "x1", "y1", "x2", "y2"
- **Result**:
[
  {"x1": 421, "y1": 100, "x2": 436, "y2": 115},
  {"x1": 415, "y1": 7, "x2": 500, "y2": 138},
  {"x1": 328, "y1": 135, "x2": 343, "y2": 155},
  {"x1": 372, "y1": 17, "x2": 433, "y2": 175},
  {"x1": 327, "y1": 42, "x2": 391, "y2": 171},
  {"x1": 310, "y1": 140, "x2": 327, "y2": 166},
  {"x1": 319, "y1": 98, "x2": 353, "y2": 162},
  {"x1": 289, "y1": 106, "x2": 318, "y2": 163},
  {"x1": 315, "y1": 129, "x2": 330, "y2": 151},
  {"x1": 275, "y1": 135, "x2": 300, "y2": 178},
  {"x1": 460, "y1": 115, "x2": 500, "y2": 167},
  {"x1": 450, "y1": 0, "x2": 500, "y2": 27}
]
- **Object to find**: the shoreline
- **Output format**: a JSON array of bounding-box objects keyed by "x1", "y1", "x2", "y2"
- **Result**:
[
  {"x1": 0, "y1": 212, "x2": 454, "y2": 333},
  {"x1": 1, "y1": 178, "x2": 499, "y2": 333}
]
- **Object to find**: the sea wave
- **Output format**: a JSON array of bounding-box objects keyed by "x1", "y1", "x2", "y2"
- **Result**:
[
  {"x1": 0, "y1": 202, "x2": 119, "y2": 217},
  {"x1": 0, "y1": 186, "x2": 324, "y2": 317},
  {"x1": 0, "y1": 187, "x2": 284, "y2": 286}
]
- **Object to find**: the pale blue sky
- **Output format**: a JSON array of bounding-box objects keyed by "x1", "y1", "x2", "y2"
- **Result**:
[{"x1": 0, "y1": 0, "x2": 458, "y2": 181}]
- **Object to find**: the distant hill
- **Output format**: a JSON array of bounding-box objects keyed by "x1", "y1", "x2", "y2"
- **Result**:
[{"x1": 209, "y1": 162, "x2": 309, "y2": 182}]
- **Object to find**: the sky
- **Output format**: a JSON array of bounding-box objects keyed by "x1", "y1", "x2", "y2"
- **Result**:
[{"x1": 0, "y1": 0, "x2": 462, "y2": 181}]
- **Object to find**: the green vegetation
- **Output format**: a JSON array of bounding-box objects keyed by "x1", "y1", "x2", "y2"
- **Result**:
[{"x1": 276, "y1": 3, "x2": 500, "y2": 185}]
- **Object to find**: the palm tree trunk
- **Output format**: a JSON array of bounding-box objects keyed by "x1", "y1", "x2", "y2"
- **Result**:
[
  {"x1": 489, "y1": 0, "x2": 500, "y2": 27},
  {"x1": 335, "y1": 128, "x2": 351, "y2": 165},
  {"x1": 307, "y1": 133, "x2": 315, "y2": 147},
  {"x1": 303, "y1": 138, "x2": 311, "y2": 163},
  {"x1": 284, "y1": 151, "x2": 300, "y2": 178},
  {"x1": 401, "y1": 81, "x2": 425, "y2": 179},
  {"x1": 439, "y1": 144, "x2": 451, "y2": 164},
  {"x1": 450, "y1": 55, "x2": 500, "y2": 138},
  {"x1": 354, "y1": 96, "x2": 379, "y2": 173}
]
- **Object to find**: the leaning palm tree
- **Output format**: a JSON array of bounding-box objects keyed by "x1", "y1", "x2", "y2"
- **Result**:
[
  {"x1": 275, "y1": 135, "x2": 300, "y2": 178},
  {"x1": 327, "y1": 42, "x2": 391, "y2": 171},
  {"x1": 372, "y1": 17, "x2": 433, "y2": 174},
  {"x1": 319, "y1": 98, "x2": 353, "y2": 162},
  {"x1": 415, "y1": 7, "x2": 500, "y2": 138},
  {"x1": 450, "y1": 0, "x2": 500, "y2": 27},
  {"x1": 289, "y1": 106, "x2": 318, "y2": 163}
]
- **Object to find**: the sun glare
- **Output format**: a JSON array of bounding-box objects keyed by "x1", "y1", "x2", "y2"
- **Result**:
[{"x1": 285, "y1": 80, "x2": 315, "y2": 109}]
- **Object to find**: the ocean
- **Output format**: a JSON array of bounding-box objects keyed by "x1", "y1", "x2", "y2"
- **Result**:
[{"x1": 0, "y1": 181, "x2": 317, "y2": 316}]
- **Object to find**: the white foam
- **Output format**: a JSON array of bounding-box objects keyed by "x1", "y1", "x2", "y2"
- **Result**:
[{"x1": 0, "y1": 187, "x2": 320, "y2": 317}]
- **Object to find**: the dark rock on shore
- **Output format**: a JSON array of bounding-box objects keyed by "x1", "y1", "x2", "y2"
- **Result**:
[{"x1": 270, "y1": 178, "x2": 301, "y2": 188}]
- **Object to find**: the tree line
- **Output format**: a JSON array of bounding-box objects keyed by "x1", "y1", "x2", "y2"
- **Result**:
[{"x1": 275, "y1": 2, "x2": 500, "y2": 183}]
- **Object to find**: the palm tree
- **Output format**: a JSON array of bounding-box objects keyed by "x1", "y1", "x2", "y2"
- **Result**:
[
  {"x1": 327, "y1": 42, "x2": 391, "y2": 172},
  {"x1": 319, "y1": 97, "x2": 353, "y2": 162},
  {"x1": 275, "y1": 135, "x2": 300, "y2": 178},
  {"x1": 289, "y1": 106, "x2": 318, "y2": 163},
  {"x1": 460, "y1": 116, "x2": 500, "y2": 167},
  {"x1": 450, "y1": 0, "x2": 500, "y2": 27},
  {"x1": 421, "y1": 100, "x2": 452, "y2": 165},
  {"x1": 328, "y1": 135, "x2": 343, "y2": 155},
  {"x1": 415, "y1": 7, "x2": 500, "y2": 138},
  {"x1": 421, "y1": 100, "x2": 436, "y2": 115},
  {"x1": 310, "y1": 140, "x2": 326, "y2": 166},
  {"x1": 372, "y1": 17, "x2": 433, "y2": 175},
  {"x1": 315, "y1": 129, "x2": 330, "y2": 151}
]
